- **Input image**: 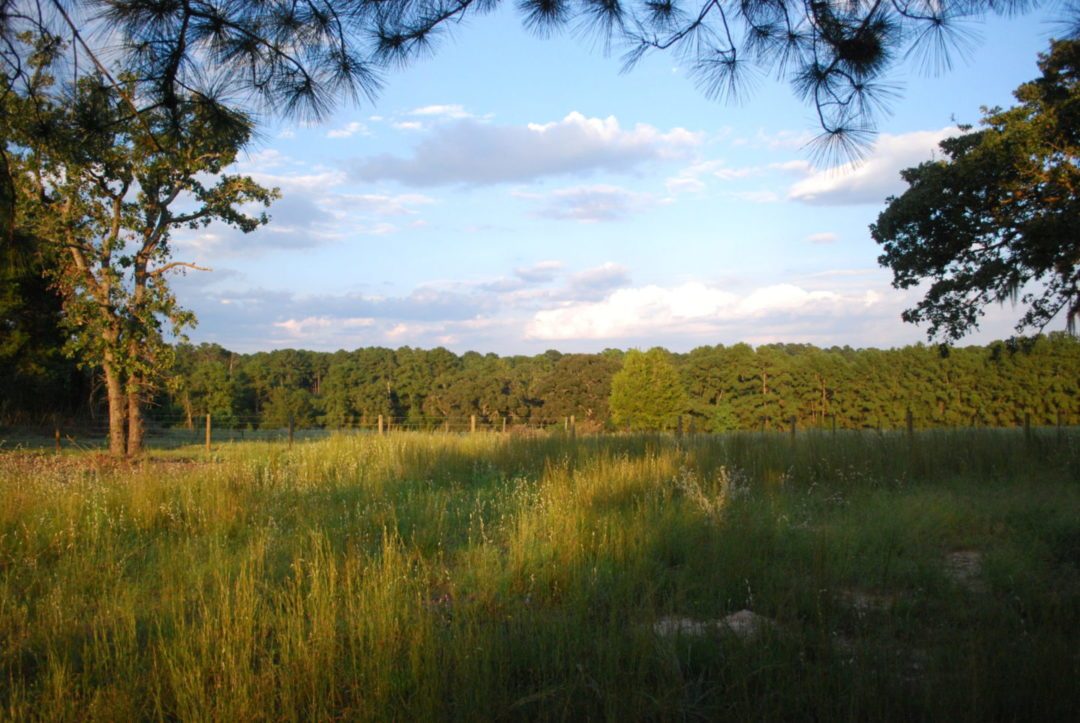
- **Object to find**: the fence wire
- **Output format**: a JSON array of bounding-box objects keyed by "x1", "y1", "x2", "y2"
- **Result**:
[{"x1": 1, "y1": 409, "x2": 1076, "y2": 453}]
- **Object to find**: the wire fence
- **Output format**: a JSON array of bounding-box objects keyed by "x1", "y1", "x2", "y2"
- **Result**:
[{"x1": 1, "y1": 408, "x2": 1077, "y2": 453}]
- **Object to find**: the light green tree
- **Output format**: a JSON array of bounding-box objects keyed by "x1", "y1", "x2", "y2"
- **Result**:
[{"x1": 609, "y1": 348, "x2": 689, "y2": 432}]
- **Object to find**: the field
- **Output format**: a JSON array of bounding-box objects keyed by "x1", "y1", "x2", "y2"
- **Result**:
[{"x1": 0, "y1": 431, "x2": 1077, "y2": 720}]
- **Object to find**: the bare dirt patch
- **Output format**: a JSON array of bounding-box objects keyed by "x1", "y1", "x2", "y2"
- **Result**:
[
  {"x1": 837, "y1": 589, "x2": 898, "y2": 616},
  {"x1": 945, "y1": 550, "x2": 985, "y2": 591},
  {"x1": 653, "y1": 609, "x2": 778, "y2": 641}
]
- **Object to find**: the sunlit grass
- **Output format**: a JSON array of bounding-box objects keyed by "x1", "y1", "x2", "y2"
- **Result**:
[{"x1": 0, "y1": 430, "x2": 1077, "y2": 720}]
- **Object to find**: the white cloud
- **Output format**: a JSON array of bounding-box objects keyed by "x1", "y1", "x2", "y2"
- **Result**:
[
  {"x1": 367, "y1": 223, "x2": 399, "y2": 235},
  {"x1": 525, "y1": 282, "x2": 876, "y2": 340},
  {"x1": 392, "y1": 121, "x2": 425, "y2": 131},
  {"x1": 326, "y1": 121, "x2": 369, "y2": 139},
  {"x1": 409, "y1": 104, "x2": 473, "y2": 119},
  {"x1": 666, "y1": 159, "x2": 748, "y2": 194},
  {"x1": 246, "y1": 169, "x2": 348, "y2": 193},
  {"x1": 274, "y1": 316, "x2": 375, "y2": 337},
  {"x1": 176, "y1": 259, "x2": 1034, "y2": 353},
  {"x1": 515, "y1": 260, "x2": 564, "y2": 283},
  {"x1": 569, "y1": 263, "x2": 631, "y2": 298},
  {"x1": 666, "y1": 157, "x2": 814, "y2": 195},
  {"x1": 322, "y1": 193, "x2": 435, "y2": 217},
  {"x1": 665, "y1": 176, "x2": 706, "y2": 194},
  {"x1": 788, "y1": 127, "x2": 959, "y2": 205},
  {"x1": 805, "y1": 232, "x2": 838, "y2": 244},
  {"x1": 173, "y1": 161, "x2": 436, "y2": 258},
  {"x1": 351, "y1": 112, "x2": 700, "y2": 186},
  {"x1": 770, "y1": 160, "x2": 813, "y2": 175},
  {"x1": 518, "y1": 184, "x2": 656, "y2": 222}
]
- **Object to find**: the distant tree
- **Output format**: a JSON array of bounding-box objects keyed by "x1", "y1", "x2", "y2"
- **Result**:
[
  {"x1": 4, "y1": 37, "x2": 276, "y2": 455},
  {"x1": 679, "y1": 345, "x2": 741, "y2": 432},
  {"x1": 262, "y1": 387, "x2": 315, "y2": 429},
  {"x1": 320, "y1": 357, "x2": 362, "y2": 428},
  {"x1": 787, "y1": 347, "x2": 848, "y2": 427},
  {"x1": 609, "y1": 348, "x2": 688, "y2": 431},
  {"x1": 873, "y1": 39, "x2": 1080, "y2": 341},
  {"x1": 534, "y1": 353, "x2": 621, "y2": 429},
  {"x1": 161, "y1": 339, "x2": 1080, "y2": 432},
  {"x1": 167, "y1": 343, "x2": 239, "y2": 427},
  {"x1": 422, "y1": 353, "x2": 534, "y2": 426}
]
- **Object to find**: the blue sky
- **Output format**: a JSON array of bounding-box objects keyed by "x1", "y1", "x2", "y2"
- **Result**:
[{"x1": 172, "y1": 5, "x2": 1065, "y2": 354}]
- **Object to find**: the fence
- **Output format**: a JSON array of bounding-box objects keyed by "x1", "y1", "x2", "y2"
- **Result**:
[{"x1": 1, "y1": 408, "x2": 1076, "y2": 454}]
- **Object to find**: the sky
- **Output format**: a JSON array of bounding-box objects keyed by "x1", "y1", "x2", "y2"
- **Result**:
[{"x1": 170, "y1": 5, "x2": 1068, "y2": 355}]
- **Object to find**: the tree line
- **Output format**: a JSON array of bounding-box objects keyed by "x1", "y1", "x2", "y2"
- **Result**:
[
  {"x1": 2, "y1": 11, "x2": 1076, "y2": 452},
  {"x1": 4, "y1": 335, "x2": 1077, "y2": 433}
]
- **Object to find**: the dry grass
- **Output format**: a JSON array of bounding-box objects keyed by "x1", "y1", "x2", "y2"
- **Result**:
[{"x1": 0, "y1": 430, "x2": 1077, "y2": 720}]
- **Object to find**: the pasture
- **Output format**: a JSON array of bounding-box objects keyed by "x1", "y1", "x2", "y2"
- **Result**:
[{"x1": 0, "y1": 430, "x2": 1077, "y2": 720}]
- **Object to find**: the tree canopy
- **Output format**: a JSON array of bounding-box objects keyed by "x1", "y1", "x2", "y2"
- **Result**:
[
  {"x1": 7, "y1": 336, "x2": 1079, "y2": 434},
  {"x1": 609, "y1": 348, "x2": 689, "y2": 431},
  {"x1": 3, "y1": 35, "x2": 277, "y2": 455},
  {"x1": 872, "y1": 39, "x2": 1080, "y2": 341}
]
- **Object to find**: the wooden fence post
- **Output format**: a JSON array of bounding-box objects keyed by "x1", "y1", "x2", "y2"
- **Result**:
[
  {"x1": 570, "y1": 414, "x2": 576, "y2": 437},
  {"x1": 205, "y1": 413, "x2": 211, "y2": 453},
  {"x1": 288, "y1": 416, "x2": 294, "y2": 448},
  {"x1": 54, "y1": 415, "x2": 61, "y2": 454},
  {"x1": 378, "y1": 414, "x2": 384, "y2": 435},
  {"x1": 470, "y1": 415, "x2": 476, "y2": 434},
  {"x1": 502, "y1": 416, "x2": 507, "y2": 434},
  {"x1": 676, "y1": 415, "x2": 683, "y2": 437}
]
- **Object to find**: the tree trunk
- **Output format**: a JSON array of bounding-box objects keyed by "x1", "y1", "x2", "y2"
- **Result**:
[
  {"x1": 183, "y1": 390, "x2": 194, "y2": 429},
  {"x1": 126, "y1": 379, "x2": 144, "y2": 457},
  {"x1": 102, "y1": 355, "x2": 127, "y2": 456},
  {"x1": 126, "y1": 257, "x2": 149, "y2": 457}
]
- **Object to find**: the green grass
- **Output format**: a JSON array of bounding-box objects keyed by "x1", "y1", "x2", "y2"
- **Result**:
[{"x1": 1, "y1": 430, "x2": 1077, "y2": 720}]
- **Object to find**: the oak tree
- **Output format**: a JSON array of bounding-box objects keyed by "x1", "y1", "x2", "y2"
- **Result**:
[{"x1": 872, "y1": 39, "x2": 1080, "y2": 340}]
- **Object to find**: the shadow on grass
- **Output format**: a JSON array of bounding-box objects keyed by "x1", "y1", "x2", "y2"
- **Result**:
[{"x1": 0, "y1": 431, "x2": 1077, "y2": 719}]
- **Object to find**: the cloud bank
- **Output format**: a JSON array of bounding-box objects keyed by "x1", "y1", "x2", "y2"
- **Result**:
[
  {"x1": 788, "y1": 128, "x2": 959, "y2": 205},
  {"x1": 525, "y1": 282, "x2": 878, "y2": 340},
  {"x1": 350, "y1": 112, "x2": 700, "y2": 186}
]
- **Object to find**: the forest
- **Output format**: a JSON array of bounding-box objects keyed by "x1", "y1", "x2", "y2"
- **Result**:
[{"x1": 3, "y1": 334, "x2": 1077, "y2": 434}]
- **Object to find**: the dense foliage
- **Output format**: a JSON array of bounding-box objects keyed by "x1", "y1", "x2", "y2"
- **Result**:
[
  {"x1": 0, "y1": 228, "x2": 87, "y2": 421},
  {"x1": 874, "y1": 39, "x2": 1080, "y2": 339},
  {"x1": 609, "y1": 348, "x2": 688, "y2": 431},
  {"x1": 7, "y1": 335, "x2": 1075, "y2": 433},
  {"x1": 2, "y1": 35, "x2": 276, "y2": 455}
]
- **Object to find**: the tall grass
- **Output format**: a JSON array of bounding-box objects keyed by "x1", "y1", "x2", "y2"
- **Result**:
[{"x1": 0, "y1": 430, "x2": 1077, "y2": 720}]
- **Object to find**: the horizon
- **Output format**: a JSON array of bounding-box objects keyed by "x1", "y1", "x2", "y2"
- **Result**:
[
  {"x1": 170, "y1": 5, "x2": 1069, "y2": 356},
  {"x1": 173, "y1": 333, "x2": 1069, "y2": 358}
]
